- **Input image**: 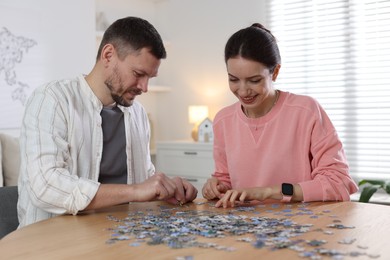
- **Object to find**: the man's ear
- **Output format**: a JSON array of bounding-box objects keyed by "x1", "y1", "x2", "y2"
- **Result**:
[
  {"x1": 100, "y1": 44, "x2": 115, "y2": 66},
  {"x1": 272, "y1": 64, "x2": 281, "y2": 81}
]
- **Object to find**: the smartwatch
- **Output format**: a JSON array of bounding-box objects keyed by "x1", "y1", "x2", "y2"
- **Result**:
[{"x1": 281, "y1": 183, "x2": 294, "y2": 202}]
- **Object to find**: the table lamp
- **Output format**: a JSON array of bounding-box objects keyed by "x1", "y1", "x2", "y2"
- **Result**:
[{"x1": 188, "y1": 105, "x2": 209, "y2": 141}]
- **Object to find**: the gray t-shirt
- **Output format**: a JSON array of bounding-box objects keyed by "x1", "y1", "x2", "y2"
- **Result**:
[{"x1": 98, "y1": 105, "x2": 127, "y2": 184}]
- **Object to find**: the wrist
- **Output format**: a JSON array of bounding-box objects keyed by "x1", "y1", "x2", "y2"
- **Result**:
[
  {"x1": 254, "y1": 186, "x2": 276, "y2": 201},
  {"x1": 127, "y1": 183, "x2": 143, "y2": 202},
  {"x1": 268, "y1": 185, "x2": 282, "y2": 200}
]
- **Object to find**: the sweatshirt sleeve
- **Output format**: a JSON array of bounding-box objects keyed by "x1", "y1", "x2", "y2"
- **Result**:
[
  {"x1": 299, "y1": 103, "x2": 358, "y2": 202},
  {"x1": 211, "y1": 113, "x2": 232, "y2": 190}
]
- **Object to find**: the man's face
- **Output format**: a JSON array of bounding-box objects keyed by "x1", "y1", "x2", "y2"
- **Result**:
[{"x1": 105, "y1": 47, "x2": 161, "y2": 107}]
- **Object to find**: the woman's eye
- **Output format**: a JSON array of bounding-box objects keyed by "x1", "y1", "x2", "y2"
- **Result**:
[
  {"x1": 249, "y1": 78, "x2": 261, "y2": 84},
  {"x1": 229, "y1": 78, "x2": 238, "y2": 82}
]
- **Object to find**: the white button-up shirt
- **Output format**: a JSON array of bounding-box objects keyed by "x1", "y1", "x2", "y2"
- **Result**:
[{"x1": 17, "y1": 75, "x2": 154, "y2": 227}]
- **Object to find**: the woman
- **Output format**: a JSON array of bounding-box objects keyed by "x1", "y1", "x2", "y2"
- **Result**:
[{"x1": 202, "y1": 23, "x2": 358, "y2": 208}]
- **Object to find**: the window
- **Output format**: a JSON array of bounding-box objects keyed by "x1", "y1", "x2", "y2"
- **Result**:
[{"x1": 266, "y1": 0, "x2": 390, "y2": 180}]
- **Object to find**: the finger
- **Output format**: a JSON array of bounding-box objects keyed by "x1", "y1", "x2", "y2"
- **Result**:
[
  {"x1": 239, "y1": 191, "x2": 247, "y2": 202},
  {"x1": 209, "y1": 178, "x2": 225, "y2": 199},
  {"x1": 165, "y1": 197, "x2": 181, "y2": 205},
  {"x1": 214, "y1": 190, "x2": 230, "y2": 208},
  {"x1": 163, "y1": 176, "x2": 178, "y2": 197},
  {"x1": 173, "y1": 177, "x2": 186, "y2": 203},
  {"x1": 202, "y1": 181, "x2": 217, "y2": 200},
  {"x1": 166, "y1": 177, "x2": 178, "y2": 195},
  {"x1": 215, "y1": 198, "x2": 223, "y2": 208},
  {"x1": 183, "y1": 181, "x2": 198, "y2": 202},
  {"x1": 190, "y1": 187, "x2": 198, "y2": 201},
  {"x1": 220, "y1": 190, "x2": 233, "y2": 208},
  {"x1": 229, "y1": 191, "x2": 240, "y2": 208},
  {"x1": 154, "y1": 173, "x2": 176, "y2": 200},
  {"x1": 201, "y1": 181, "x2": 208, "y2": 197},
  {"x1": 202, "y1": 185, "x2": 209, "y2": 199},
  {"x1": 210, "y1": 181, "x2": 222, "y2": 199}
]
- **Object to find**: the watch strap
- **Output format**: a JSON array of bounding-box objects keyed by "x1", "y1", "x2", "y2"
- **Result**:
[{"x1": 281, "y1": 194, "x2": 292, "y2": 202}]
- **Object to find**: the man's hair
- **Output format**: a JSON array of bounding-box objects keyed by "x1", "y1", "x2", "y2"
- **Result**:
[{"x1": 96, "y1": 16, "x2": 166, "y2": 61}]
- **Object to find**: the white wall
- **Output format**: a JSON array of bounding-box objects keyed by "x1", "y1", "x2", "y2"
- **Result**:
[
  {"x1": 0, "y1": 0, "x2": 95, "y2": 136},
  {"x1": 0, "y1": 0, "x2": 267, "y2": 141}
]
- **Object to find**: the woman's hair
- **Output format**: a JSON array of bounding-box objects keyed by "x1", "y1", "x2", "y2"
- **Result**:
[
  {"x1": 224, "y1": 23, "x2": 281, "y2": 72},
  {"x1": 96, "y1": 16, "x2": 166, "y2": 61}
]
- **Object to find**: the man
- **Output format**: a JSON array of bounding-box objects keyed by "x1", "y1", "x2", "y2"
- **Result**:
[{"x1": 17, "y1": 16, "x2": 197, "y2": 227}]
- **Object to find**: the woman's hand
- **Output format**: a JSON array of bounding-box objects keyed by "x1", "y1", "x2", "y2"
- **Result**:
[
  {"x1": 202, "y1": 177, "x2": 230, "y2": 200},
  {"x1": 215, "y1": 187, "x2": 273, "y2": 208}
]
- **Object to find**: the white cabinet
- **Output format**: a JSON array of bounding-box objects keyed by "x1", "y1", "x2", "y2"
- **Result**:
[{"x1": 156, "y1": 141, "x2": 214, "y2": 195}]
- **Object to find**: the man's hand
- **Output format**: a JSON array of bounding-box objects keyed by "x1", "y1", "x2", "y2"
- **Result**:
[
  {"x1": 131, "y1": 172, "x2": 179, "y2": 201},
  {"x1": 167, "y1": 177, "x2": 198, "y2": 205},
  {"x1": 132, "y1": 173, "x2": 198, "y2": 204},
  {"x1": 85, "y1": 173, "x2": 197, "y2": 211}
]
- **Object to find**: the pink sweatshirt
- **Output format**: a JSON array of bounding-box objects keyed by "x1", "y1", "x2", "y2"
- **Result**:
[{"x1": 212, "y1": 91, "x2": 358, "y2": 202}]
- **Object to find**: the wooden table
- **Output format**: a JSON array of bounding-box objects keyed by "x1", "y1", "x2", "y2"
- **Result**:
[{"x1": 1, "y1": 199, "x2": 389, "y2": 259}]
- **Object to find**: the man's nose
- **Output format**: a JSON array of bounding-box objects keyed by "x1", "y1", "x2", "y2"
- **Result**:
[{"x1": 137, "y1": 77, "x2": 149, "y2": 93}]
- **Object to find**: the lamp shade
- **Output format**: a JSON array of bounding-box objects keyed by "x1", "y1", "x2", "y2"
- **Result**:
[{"x1": 188, "y1": 106, "x2": 208, "y2": 124}]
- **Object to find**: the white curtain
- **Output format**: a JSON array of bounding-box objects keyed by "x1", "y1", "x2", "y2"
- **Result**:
[{"x1": 266, "y1": 0, "x2": 390, "y2": 180}]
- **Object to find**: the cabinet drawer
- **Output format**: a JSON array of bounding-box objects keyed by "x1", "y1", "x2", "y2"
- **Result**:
[{"x1": 157, "y1": 149, "x2": 214, "y2": 178}]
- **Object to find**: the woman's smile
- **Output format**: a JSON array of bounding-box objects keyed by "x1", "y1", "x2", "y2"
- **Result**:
[{"x1": 240, "y1": 95, "x2": 258, "y2": 105}]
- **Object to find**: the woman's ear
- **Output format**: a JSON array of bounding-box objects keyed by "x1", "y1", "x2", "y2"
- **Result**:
[{"x1": 272, "y1": 64, "x2": 281, "y2": 81}]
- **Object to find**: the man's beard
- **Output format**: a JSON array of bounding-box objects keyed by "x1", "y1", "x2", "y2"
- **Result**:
[
  {"x1": 111, "y1": 92, "x2": 133, "y2": 107},
  {"x1": 105, "y1": 67, "x2": 141, "y2": 107}
]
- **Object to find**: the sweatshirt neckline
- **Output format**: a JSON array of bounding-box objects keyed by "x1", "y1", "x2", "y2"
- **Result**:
[{"x1": 237, "y1": 90, "x2": 285, "y2": 125}]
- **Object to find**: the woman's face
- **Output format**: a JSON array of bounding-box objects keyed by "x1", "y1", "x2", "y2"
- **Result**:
[{"x1": 227, "y1": 56, "x2": 279, "y2": 117}]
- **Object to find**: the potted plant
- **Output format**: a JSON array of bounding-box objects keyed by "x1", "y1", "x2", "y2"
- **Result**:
[{"x1": 358, "y1": 179, "x2": 390, "y2": 203}]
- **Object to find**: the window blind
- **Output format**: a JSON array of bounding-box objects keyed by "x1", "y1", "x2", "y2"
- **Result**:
[{"x1": 266, "y1": 0, "x2": 390, "y2": 180}]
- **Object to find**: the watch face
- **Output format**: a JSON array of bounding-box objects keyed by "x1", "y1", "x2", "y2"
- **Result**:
[{"x1": 282, "y1": 183, "x2": 294, "y2": 196}]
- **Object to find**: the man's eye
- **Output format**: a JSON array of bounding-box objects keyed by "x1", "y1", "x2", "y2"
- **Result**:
[{"x1": 133, "y1": 71, "x2": 142, "y2": 78}]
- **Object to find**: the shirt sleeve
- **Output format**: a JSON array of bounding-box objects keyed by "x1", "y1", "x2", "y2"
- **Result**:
[{"x1": 21, "y1": 87, "x2": 99, "y2": 216}]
